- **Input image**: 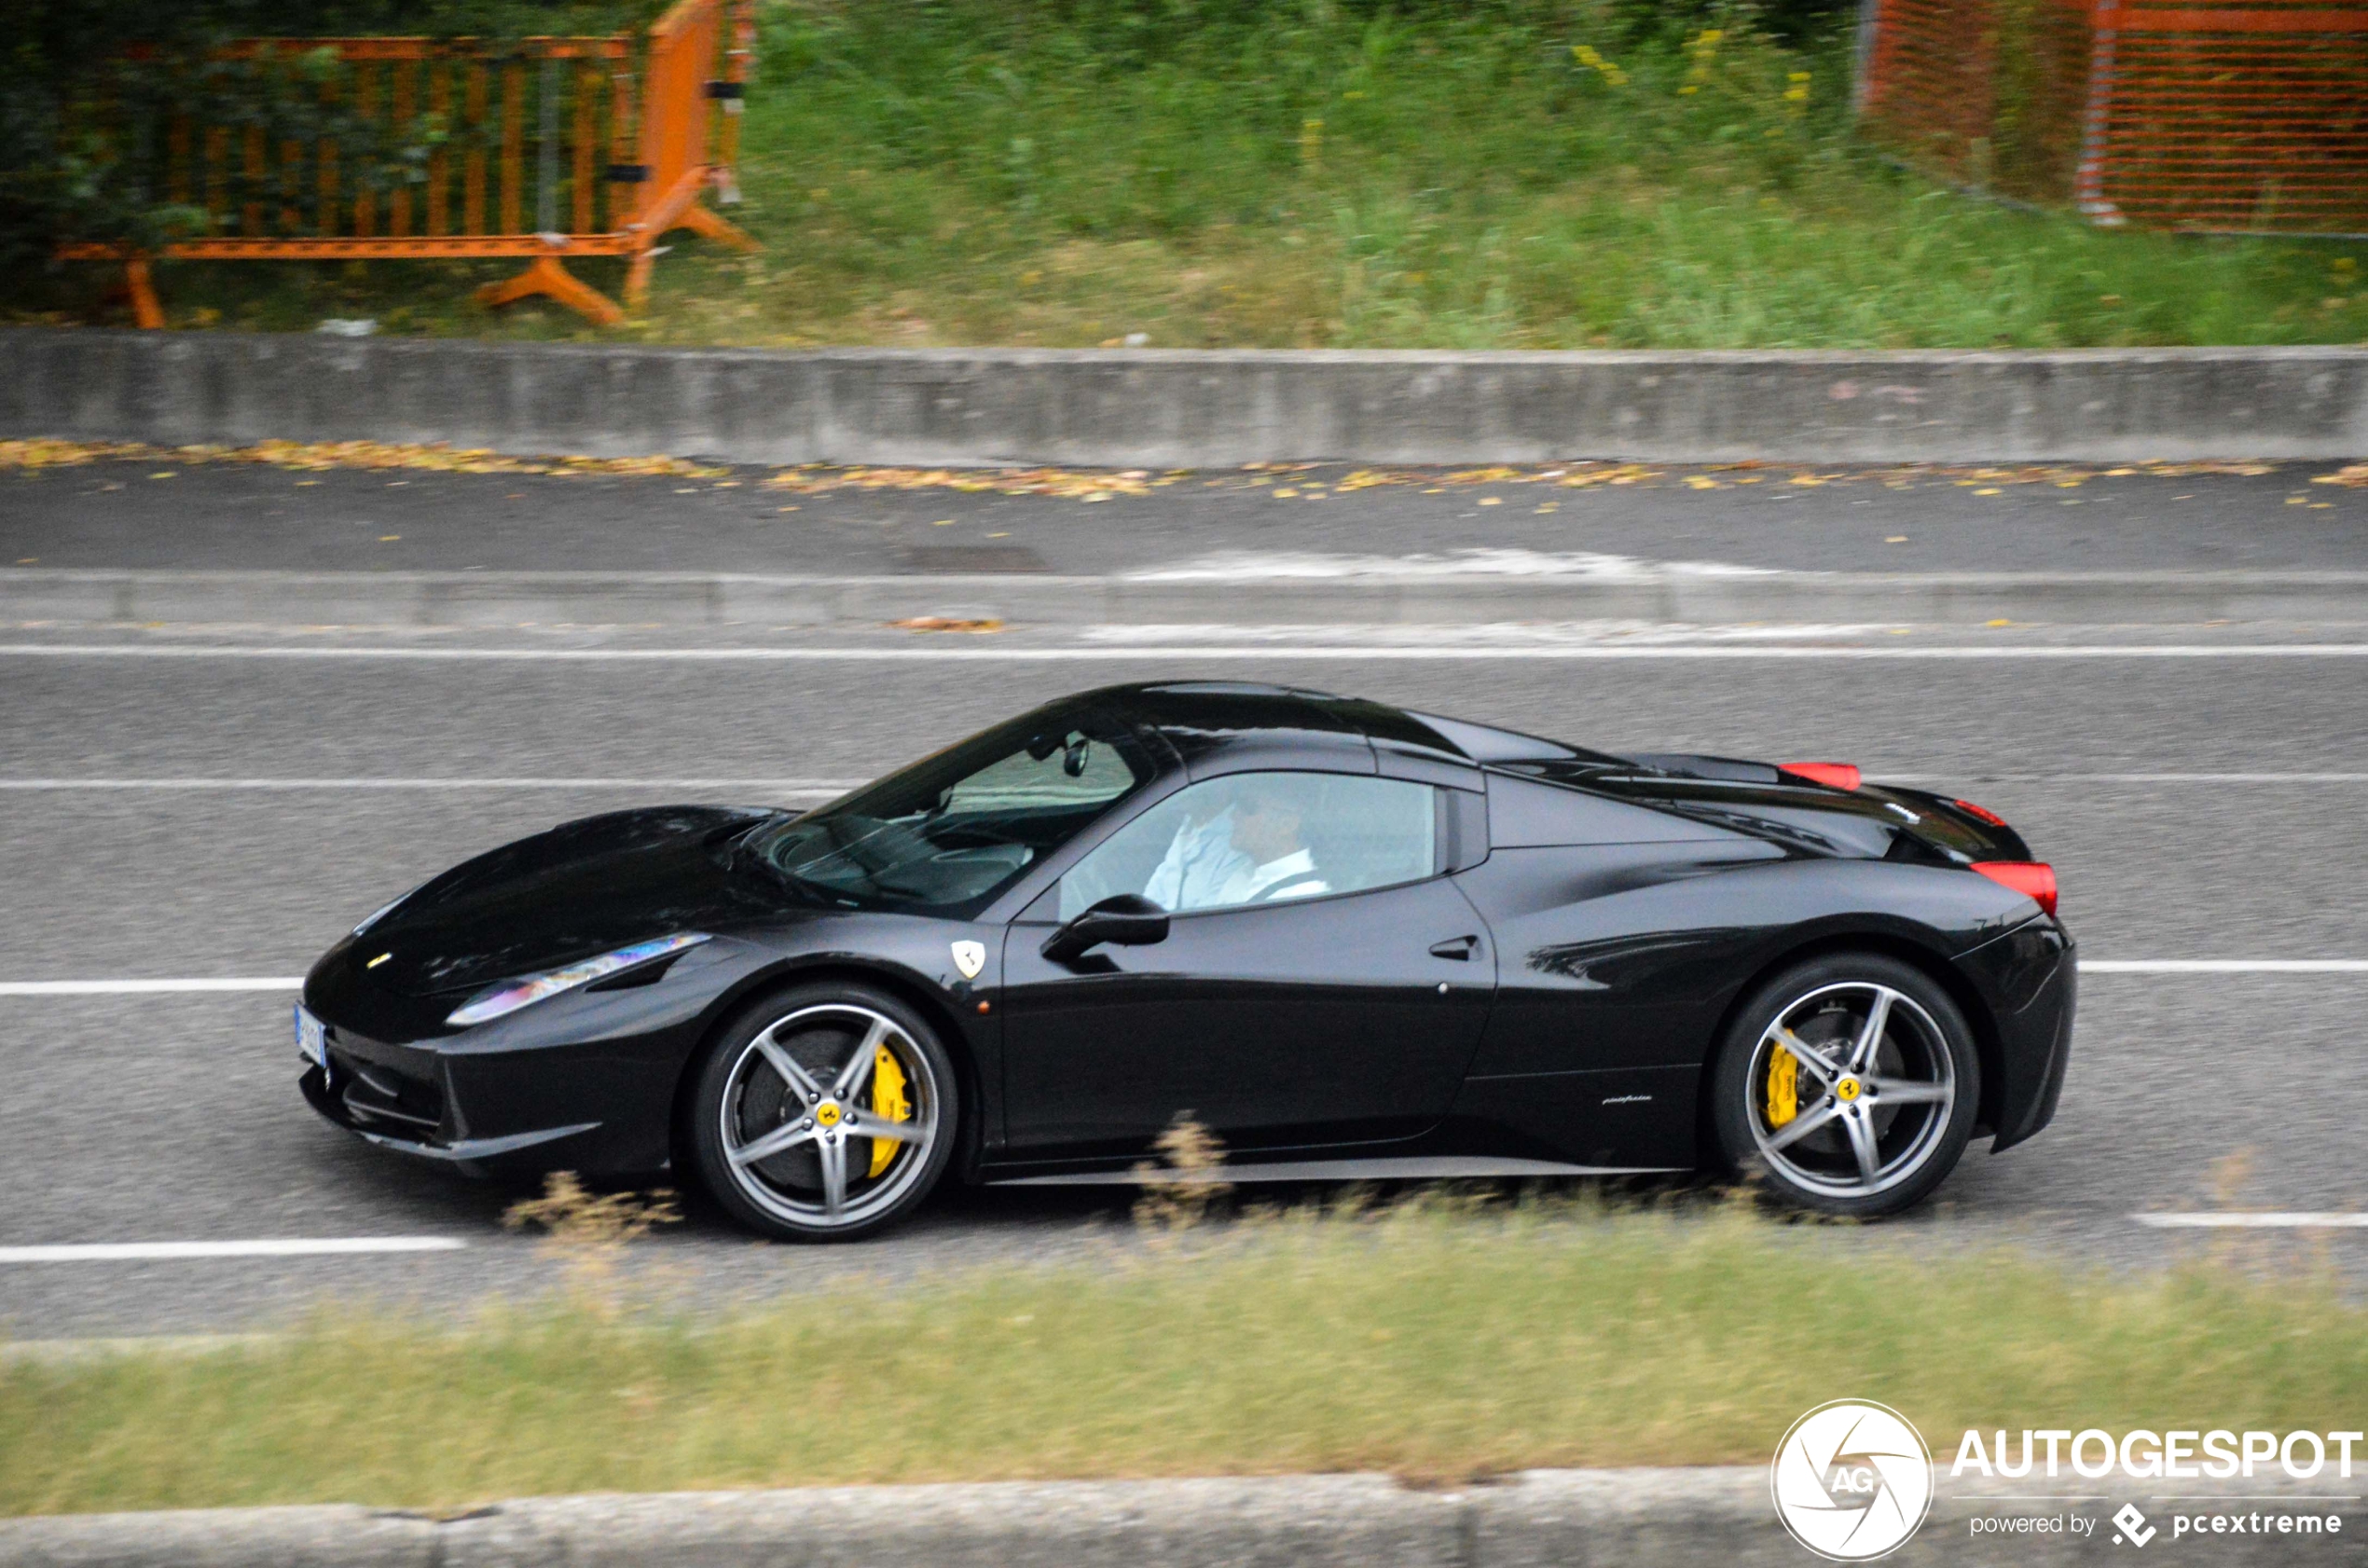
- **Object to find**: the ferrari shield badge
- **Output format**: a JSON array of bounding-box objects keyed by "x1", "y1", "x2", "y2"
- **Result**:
[{"x1": 950, "y1": 940, "x2": 985, "y2": 980}]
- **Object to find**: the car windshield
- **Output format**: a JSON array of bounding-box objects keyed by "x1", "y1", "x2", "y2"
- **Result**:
[{"x1": 747, "y1": 711, "x2": 1153, "y2": 911}]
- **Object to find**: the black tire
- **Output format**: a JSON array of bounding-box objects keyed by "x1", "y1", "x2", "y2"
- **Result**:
[
  {"x1": 686, "y1": 982, "x2": 959, "y2": 1242},
  {"x1": 1709, "y1": 953, "x2": 1980, "y2": 1218}
]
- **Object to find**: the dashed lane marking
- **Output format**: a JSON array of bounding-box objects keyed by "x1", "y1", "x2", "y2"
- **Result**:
[
  {"x1": 2134, "y1": 1214, "x2": 2368, "y2": 1230},
  {"x1": 2079, "y1": 960, "x2": 2368, "y2": 974},
  {"x1": 0, "y1": 979, "x2": 304, "y2": 995},
  {"x1": 0, "y1": 777, "x2": 856, "y2": 793},
  {"x1": 0, "y1": 1238, "x2": 468, "y2": 1262}
]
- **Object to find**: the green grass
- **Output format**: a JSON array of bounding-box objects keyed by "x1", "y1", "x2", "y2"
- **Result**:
[
  {"x1": 6, "y1": 0, "x2": 2364, "y2": 348},
  {"x1": 6, "y1": 1196, "x2": 2365, "y2": 1515}
]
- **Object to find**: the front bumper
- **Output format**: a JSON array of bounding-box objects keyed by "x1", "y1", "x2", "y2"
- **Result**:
[
  {"x1": 300, "y1": 1064, "x2": 602, "y2": 1174},
  {"x1": 296, "y1": 1003, "x2": 693, "y2": 1177}
]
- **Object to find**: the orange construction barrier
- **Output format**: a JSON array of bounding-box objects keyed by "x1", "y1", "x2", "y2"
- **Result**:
[
  {"x1": 1860, "y1": 0, "x2": 2368, "y2": 234},
  {"x1": 2072, "y1": 4, "x2": 2368, "y2": 233},
  {"x1": 62, "y1": 0, "x2": 758, "y2": 327}
]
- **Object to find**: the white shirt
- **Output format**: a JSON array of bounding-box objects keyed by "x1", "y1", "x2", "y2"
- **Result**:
[
  {"x1": 1217, "y1": 846, "x2": 1330, "y2": 906},
  {"x1": 1143, "y1": 808, "x2": 1249, "y2": 912}
]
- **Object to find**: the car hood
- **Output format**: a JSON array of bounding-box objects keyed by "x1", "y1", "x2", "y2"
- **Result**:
[{"x1": 355, "y1": 805, "x2": 786, "y2": 997}]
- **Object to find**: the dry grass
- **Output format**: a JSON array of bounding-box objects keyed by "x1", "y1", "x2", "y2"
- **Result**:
[{"x1": 5, "y1": 1193, "x2": 2364, "y2": 1515}]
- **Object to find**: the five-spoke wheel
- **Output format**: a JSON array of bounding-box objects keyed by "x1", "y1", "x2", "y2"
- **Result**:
[
  {"x1": 1712, "y1": 955, "x2": 1980, "y2": 1217},
  {"x1": 687, "y1": 984, "x2": 958, "y2": 1241}
]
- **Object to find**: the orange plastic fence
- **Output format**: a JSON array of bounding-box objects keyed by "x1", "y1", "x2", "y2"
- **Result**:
[
  {"x1": 1863, "y1": 0, "x2": 2368, "y2": 233},
  {"x1": 61, "y1": 0, "x2": 758, "y2": 327},
  {"x1": 2076, "y1": 5, "x2": 2368, "y2": 231},
  {"x1": 1858, "y1": 0, "x2": 2094, "y2": 202},
  {"x1": 1860, "y1": 0, "x2": 1998, "y2": 178}
]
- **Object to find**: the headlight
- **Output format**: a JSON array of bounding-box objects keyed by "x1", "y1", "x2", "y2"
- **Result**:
[{"x1": 445, "y1": 933, "x2": 711, "y2": 1027}]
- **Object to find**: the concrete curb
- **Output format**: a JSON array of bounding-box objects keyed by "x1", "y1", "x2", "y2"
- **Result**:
[
  {"x1": 6, "y1": 330, "x2": 2366, "y2": 466},
  {"x1": 7, "y1": 568, "x2": 2368, "y2": 629},
  {"x1": 2, "y1": 1470, "x2": 2357, "y2": 1567}
]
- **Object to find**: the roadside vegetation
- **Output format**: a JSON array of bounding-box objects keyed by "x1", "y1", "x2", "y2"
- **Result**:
[
  {"x1": 6, "y1": 0, "x2": 2363, "y2": 348},
  {"x1": 6, "y1": 1186, "x2": 2363, "y2": 1515}
]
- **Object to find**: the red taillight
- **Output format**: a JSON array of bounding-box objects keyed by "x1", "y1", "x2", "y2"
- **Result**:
[
  {"x1": 1780, "y1": 762, "x2": 1862, "y2": 791},
  {"x1": 1953, "y1": 798, "x2": 2009, "y2": 828},
  {"x1": 1973, "y1": 860, "x2": 2058, "y2": 917}
]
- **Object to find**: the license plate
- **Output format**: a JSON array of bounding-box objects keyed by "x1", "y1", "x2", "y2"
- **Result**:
[{"x1": 294, "y1": 1005, "x2": 327, "y2": 1068}]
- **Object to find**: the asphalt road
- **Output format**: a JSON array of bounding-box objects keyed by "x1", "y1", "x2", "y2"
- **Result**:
[
  {"x1": 3, "y1": 631, "x2": 2365, "y2": 1339},
  {"x1": 5, "y1": 457, "x2": 2366, "y2": 576}
]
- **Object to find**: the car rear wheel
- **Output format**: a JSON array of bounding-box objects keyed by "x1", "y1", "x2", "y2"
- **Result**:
[
  {"x1": 1710, "y1": 954, "x2": 1979, "y2": 1218},
  {"x1": 687, "y1": 983, "x2": 957, "y2": 1242}
]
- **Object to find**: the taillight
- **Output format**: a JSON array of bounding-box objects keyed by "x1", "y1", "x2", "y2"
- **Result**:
[
  {"x1": 1973, "y1": 860, "x2": 2058, "y2": 917},
  {"x1": 1781, "y1": 762, "x2": 1862, "y2": 791},
  {"x1": 1953, "y1": 798, "x2": 2009, "y2": 828}
]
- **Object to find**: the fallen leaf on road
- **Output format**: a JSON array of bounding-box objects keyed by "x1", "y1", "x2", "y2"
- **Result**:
[{"x1": 890, "y1": 616, "x2": 1006, "y2": 634}]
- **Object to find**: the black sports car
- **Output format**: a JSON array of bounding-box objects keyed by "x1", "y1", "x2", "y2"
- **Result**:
[{"x1": 298, "y1": 681, "x2": 2072, "y2": 1239}]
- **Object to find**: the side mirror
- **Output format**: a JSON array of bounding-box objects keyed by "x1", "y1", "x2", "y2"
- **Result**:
[{"x1": 1041, "y1": 893, "x2": 1170, "y2": 965}]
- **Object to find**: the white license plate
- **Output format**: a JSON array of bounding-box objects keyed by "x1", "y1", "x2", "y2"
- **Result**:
[{"x1": 294, "y1": 1005, "x2": 327, "y2": 1068}]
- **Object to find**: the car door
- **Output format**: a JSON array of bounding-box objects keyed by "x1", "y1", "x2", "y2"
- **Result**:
[
  {"x1": 1439, "y1": 771, "x2": 1786, "y2": 1168},
  {"x1": 997, "y1": 768, "x2": 1495, "y2": 1162}
]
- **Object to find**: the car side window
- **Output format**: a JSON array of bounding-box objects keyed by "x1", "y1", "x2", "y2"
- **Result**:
[{"x1": 1060, "y1": 772, "x2": 1437, "y2": 920}]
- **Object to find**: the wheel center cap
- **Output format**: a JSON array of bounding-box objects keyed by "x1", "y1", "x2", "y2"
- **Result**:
[
  {"x1": 816, "y1": 1101, "x2": 842, "y2": 1128},
  {"x1": 1836, "y1": 1077, "x2": 1862, "y2": 1103}
]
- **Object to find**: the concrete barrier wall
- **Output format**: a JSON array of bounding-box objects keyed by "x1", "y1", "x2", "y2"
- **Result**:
[
  {"x1": 4, "y1": 329, "x2": 2364, "y2": 466},
  {"x1": 2, "y1": 1470, "x2": 2358, "y2": 1568},
  {"x1": 8, "y1": 567, "x2": 2368, "y2": 628}
]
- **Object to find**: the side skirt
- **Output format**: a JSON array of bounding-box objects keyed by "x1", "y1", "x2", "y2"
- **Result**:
[{"x1": 988, "y1": 1155, "x2": 1687, "y2": 1187}]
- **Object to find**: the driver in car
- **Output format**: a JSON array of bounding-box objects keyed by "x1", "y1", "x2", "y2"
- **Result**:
[{"x1": 1144, "y1": 780, "x2": 1331, "y2": 911}]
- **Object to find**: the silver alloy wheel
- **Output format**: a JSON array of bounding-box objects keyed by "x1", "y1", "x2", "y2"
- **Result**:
[
  {"x1": 718, "y1": 1002, "x2": 940, "y2": 1230},
  {"x1": 1745, "y1": 981, "x2": 1956, "y2": 1200}
]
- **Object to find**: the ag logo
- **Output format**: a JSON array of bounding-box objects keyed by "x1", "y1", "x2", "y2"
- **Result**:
[
  {"x1": 949, "y1": 940, "x2": 985, "y2": 980},
  {"x1": 1770, "y1": 1399, "x2": 1934, "y2": 1561}
]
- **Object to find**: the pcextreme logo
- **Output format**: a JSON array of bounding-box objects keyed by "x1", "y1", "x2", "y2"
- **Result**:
[{"x1": 1771, "y1": 1400, "x2": 1935, "y2": 1561}]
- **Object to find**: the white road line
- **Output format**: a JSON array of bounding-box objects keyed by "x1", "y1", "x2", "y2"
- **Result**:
[
  {"x1": 2046, "y1": 773, "x2": 2368, "y2": 784},
  {"x1": 8, "y1": 775, "x2": 2362, "y2": 792},
  {"x1": 0, "y1": 1237, "x2": 467, "y2": 1262},
  {"x1": 2080, "y1": 960, "x2": 2368, "y2": 974},
  {"x1": 2135, "y1": 1214, "x2": 2368, "y2": 1230},
  {"x1": 0, "y1": 777, "x2": 856, "y2": 792},
  {"x1": 0, "y1": 979, "x2": 303, "y2": 996},
  {"x1": 1877, "y1": 774, "x2": 2368, "y2": 785},
  {"x1": 4, "y1": 962, "x2": 2363, "y2": 998},
  {"x1": 1, "y1": 1333, "x2": 274, "y2": 1364},
  {"x1": 4, "y1": 643, "x2": 2368, "y2": 662}
]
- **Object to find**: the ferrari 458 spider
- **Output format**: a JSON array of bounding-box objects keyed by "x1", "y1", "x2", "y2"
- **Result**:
[{"x1": 298, "y1": 681, "x2": 2072, "y2": 1239}]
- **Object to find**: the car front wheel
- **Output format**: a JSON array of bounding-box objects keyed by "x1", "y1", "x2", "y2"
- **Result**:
[
  {"x1": 687, "y1": 983, "x2": 958, "y2": 1242},
  {"x1": 1710, "y1": 954, "x2": 1980, "y2": 1218}
]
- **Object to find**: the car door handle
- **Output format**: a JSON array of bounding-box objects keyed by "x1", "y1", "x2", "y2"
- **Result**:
[{"x1": 1428, "y1": 935, "x2": 1480, "y2": 960}]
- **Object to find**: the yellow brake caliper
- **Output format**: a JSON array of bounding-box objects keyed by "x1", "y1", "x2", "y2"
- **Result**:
[
  {"x1": 1767, "y1": 1045, "x2": 1798, "y2": 1128},
  {"x1": 868, "y1": 1042, "x2": 913, "y2": 1176}
]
